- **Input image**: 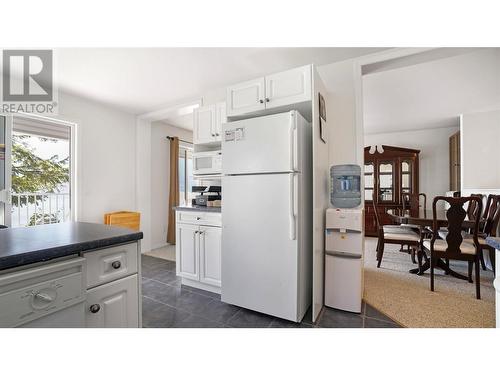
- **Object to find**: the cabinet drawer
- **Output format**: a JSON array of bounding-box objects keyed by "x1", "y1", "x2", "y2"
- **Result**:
[
  {"x1": 85, "y1": 274, "x2": 139, "y2": 328},
  {"x1": 177, "y1": 211, "x2": 221, "y2": 227},
  {"x1": 84, "y1": 243, "x2": 138, "y2": 289},
  {"x1": 0, "y1": 258, "x2": 85, "y2": 328}
]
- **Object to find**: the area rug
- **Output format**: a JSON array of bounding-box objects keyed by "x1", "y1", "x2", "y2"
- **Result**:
[{"x1": 363, "y1": 237, "x2": 496, "y2": 328}]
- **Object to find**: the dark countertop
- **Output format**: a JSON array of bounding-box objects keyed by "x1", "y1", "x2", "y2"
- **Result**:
[
  {"x1": 486, "y1": 237, "x2": 500, "y2": 250},
  {"x1": 174, "y1": 205, "x2": 221, "y2": 213},
  {"x1": 0, "y1": 222, "x2": 143, "y2": 271}
]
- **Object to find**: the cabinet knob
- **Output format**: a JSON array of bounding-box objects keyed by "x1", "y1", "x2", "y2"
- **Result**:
[
  {"x1": 89, "y1": 304, "x2": 101, "y2": 314},
  {"x1": 196, "y1": 217, "x2": 201, "y2": 220},
  {"x1": 111, "y1": 260, "x2": 121, "y2": 269},
  {"x1": 211, "y1": 133, "x2": 215, "y2": 137},
  {"x1": 266, "y1": 98, "x2": 270, "y2": 102},
  {"x1": 215, "y1": 133, "x2": 220, "y2": 136},
  {"x1": 259, "y1": 99, "x2": 264, "y2": 104}
]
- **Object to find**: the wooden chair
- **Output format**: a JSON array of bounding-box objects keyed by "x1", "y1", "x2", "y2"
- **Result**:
[
  {"x1": 373, "y1": 200, "x2": 422, "y2": 268},
  {"x1": 467, "y1": 194, "x2": 484, "y2": 221},
  {"x1": 465, "y1": 194, "x2": 500, "y2": 273},
  {"x1": 424, "y1": 196, "x2": 483, "y2": 299}
]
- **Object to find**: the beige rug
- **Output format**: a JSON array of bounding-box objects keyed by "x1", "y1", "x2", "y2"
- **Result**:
[{"x1": 363, "y1": 237, "x2": 496, "y2": 328}]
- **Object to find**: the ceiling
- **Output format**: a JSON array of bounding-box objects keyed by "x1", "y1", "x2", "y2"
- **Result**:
[
  {"x1": 53, "y1": 48, "x2": 385, "y2": 116},
  {"x1": 362, "y1": 48, "x2": 500, "y2": 134}
]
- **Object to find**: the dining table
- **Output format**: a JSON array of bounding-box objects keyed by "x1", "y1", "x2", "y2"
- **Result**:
[{"x1": 387, "y1": 208, "x2": 479, "y2": 280}]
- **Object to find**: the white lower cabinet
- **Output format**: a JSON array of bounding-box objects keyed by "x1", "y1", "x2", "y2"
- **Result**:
[
  {"x1": 199, "y1": 226, "x2": 222, "y2": 287},
  {"x1": 86, "y1": 274, "x2": 139, "y2": 328},
  {"x1": 176, "y1": 223, "x2": 199, "y2": 280},
  {"x1": 176, "y1": 211, "x2": 221, "y2": 293}
]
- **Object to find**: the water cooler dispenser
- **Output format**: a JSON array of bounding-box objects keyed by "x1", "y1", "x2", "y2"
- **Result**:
[{"x1": 325, "y1": 164, "x2": 364, "y2": 313}]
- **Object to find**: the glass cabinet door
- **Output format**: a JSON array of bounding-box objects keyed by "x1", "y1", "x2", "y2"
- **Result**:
[
  {"x1": 378, "y1": 161, "x2": 395, "y2": 202},
  {"x1": 401, "y1": 160, "x2": 413, "y2": 195},
  {"x1": 364, "y1": 162, "x2": 374, "y2": 201}
]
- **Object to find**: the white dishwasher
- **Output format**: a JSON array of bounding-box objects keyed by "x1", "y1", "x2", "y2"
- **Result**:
[{"x1": 0, "y1": 257, "x2": 86, "y2": 328}]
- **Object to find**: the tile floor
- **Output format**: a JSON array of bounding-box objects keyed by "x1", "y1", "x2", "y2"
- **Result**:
[{"x1": 141, "y1": 254, "x2": 401, "y2": 328}]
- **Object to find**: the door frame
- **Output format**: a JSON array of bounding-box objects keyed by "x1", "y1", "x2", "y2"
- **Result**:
[
  {"x1": 10, "y1": 112, "x2": 78, "y2": 224},
  {"x1": 1, "y1": 115, "x2": 12, "y2": 226}
]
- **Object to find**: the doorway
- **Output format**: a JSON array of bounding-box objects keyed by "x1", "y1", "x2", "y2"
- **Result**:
[{"x1": 0, "y1": 114, "x2": 76, "y2": 228}]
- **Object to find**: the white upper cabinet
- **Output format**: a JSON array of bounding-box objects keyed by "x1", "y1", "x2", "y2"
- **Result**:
[
  {"x1": 226, "y1": 77, "x2": 266, "y2": 117},
  {"x1": 193, "y1": 102, "x2": 227, "y2": 145},
  {"x1": 226, "y1": 65, "x2": 312, "y2": 118},
  {"x1": 265, "y1": 65, "x2": 312, "y2": 109},
  {"x1": 193, "y1": 104, "x2": 216, "y2": 144},
  {"x1": 214, "y1": 102, "x2": 226, "y2": 142}
]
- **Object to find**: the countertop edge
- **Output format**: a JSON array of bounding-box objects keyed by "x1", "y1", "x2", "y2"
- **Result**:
[{"x1": 0, "y1": 231, "x2": 143, "y2": 272}]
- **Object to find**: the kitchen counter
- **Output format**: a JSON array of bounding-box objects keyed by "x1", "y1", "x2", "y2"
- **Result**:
[
  {"x1": 0, "y1": 222, "x2": 143, "y2": 271},
  {"x1": 174, "y1": 205, "x2": 221, "y2": 213}
]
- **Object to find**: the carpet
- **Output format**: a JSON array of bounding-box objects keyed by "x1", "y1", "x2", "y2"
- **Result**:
[{"x1": 363, "y1": 237, "x2": 496, "y2": 328}]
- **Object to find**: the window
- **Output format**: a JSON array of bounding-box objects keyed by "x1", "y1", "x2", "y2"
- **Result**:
[
  {"x1": 7, "y1": 114, "x2": 76, "y2": 227},
  {"x1": 179, "y1": 143, "x2": 194, "y2": 206}
]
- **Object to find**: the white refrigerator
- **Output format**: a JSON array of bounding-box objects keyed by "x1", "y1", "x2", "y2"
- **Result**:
[{"x1": 221, "y1": 111, "x2": 312, "y2": 322}]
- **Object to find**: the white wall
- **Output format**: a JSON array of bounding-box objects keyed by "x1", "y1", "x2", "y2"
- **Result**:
[
  {"x1": 365, "y1": 126, "x2": 460, "y2": 204},
  {"x1": 150, "y1": 122, "x2": 193, "y2": 249},
  {"x1": 54, "y1": 91, "x2": 137, "y2": 224},
  {"x1": 318, "y1": 59, "x2": 359, "y2": 167},
  {"x1": 461, "y1": 109, "x2": 500, "y2": 191}
]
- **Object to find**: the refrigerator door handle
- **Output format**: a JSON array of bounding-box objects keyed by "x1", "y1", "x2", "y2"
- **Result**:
[
  {"x1": 289, "y1": 174, "x2": 296, "y2": 240},
  {"x1": 289, "y1": 115, "x2": 296, "y2": 171}
]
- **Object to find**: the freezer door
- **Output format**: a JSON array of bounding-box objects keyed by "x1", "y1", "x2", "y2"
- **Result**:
[
  {"x1": 222, "y1": 173, "x2": 300, "y2": 321},
  {"x1": 222, "y1": 111, "x2": 299, "y2": 175}
]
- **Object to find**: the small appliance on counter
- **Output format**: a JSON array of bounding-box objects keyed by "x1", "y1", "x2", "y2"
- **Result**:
[
  {"x1": 192, "y1": 185, "x2": 222, "y2": 207},
  {"x1": 330, "y1": 164, "x2": 361, "y2": 208}
]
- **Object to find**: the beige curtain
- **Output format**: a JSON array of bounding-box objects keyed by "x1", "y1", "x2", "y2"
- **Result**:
[{"x1": 167, "y1": 137, "x2": 180, "y2": 244}]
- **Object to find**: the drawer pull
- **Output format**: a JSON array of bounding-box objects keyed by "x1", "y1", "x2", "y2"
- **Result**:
[
  {"x1": 34, "y1": 292, "x2": 54, "y2": 303},
  {"x1": 89, "y1": 304, "x2": 101, "y2": 314},
  {"x1": 111, "y1": 261, "x2": 122, "y2": 269}
]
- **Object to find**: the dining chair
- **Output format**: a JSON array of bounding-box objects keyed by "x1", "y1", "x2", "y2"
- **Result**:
[
  {"x1": 465, "y1": 194, "x2": 500, "y2": 273},
  {"x1": 467, "y1": 194, "x2": 484, "y2": 221},
  {"x1": 424, "y1": 196, "x2": 483, "y2": 299},
  {"x1": 373, "y1": 200, "x2": 422, "y2": 268}
]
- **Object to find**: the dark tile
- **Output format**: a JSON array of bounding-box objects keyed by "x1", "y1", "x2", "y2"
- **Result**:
[
  {"x1": 196, "y1": 299, "x2": 241, "y2": 324},
  {"x1": 142, "y1": 279, "x2": 188, "y2": 307},
  {"x1": 364, "y1": 303, "x2": 397, "y2": 324},
  {"x1": 316, "y1": 307, "x2": 363, "y2": 328},
  {"x1": 172, "y1": 314, "x2": 225, "y2": 328},
  {"x1": 226, "y1": 308, "x2": 274, "y2": 328},
  {"x1": 181, "y1": 285, "x2": 221, "y2": 300},
  {"x1": 141, "y1": 255, "x2": 176, "y2": 271},
  {"x1": 142, "y1": 297, "x2": 190, "y2": 328},
  {"x1": 364, "y1": 317, "x2": 400, "y2": 328},
  {"x1": 269, "y1": 318, "x2": 313, "y2": 328},
  {"x1": 142, "y1": 267, "x2": 179, "y2": 286},
  {"x1": 301, "y1": 307, "x2": 314, "y2": 325},
  {"x1": 174, "y1": 291, "x2": 214, "y2": 315}
]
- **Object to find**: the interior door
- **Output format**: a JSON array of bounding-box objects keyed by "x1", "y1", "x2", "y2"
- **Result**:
[{"x1": 0, "y1": 116, "x2": 12, "y2": 227}]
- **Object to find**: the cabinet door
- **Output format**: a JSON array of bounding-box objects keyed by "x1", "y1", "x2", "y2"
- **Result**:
[
  {"x1": 176, "y1": 223, "x2": 199, "y2": 280},
  {"x1": 86, "y1": 274, "x2": 139, "y2": 328},
  {"x1": 226, "y1": 77, "x2": 265, "y2": 117},
  {"x1": 199, "y1": 226, "x2": 221, "y2": 287},
  {"x1": 265, "y1": 65, "x2": 312, "y2": 109},
  {"x1": 193, "y1": 105, "x2": 216, "y2": 144},
  {"x1": 214, "y1": 102, "x2": 226, "y2": 142}
]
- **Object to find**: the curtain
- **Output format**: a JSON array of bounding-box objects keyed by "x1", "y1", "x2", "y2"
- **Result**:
[{"x1": 167, "y1": 136, "x2": 180, "y2": 244}]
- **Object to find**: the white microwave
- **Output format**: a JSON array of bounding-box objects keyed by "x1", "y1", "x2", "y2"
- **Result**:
[{"x1": 193, "y1": 151, "x2": 222, "y2": 175}]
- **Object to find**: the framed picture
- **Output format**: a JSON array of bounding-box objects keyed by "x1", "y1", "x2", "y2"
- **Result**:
[{"x1": 318, "y1": 93, "x2": 327, "y2": 143}]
